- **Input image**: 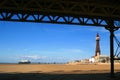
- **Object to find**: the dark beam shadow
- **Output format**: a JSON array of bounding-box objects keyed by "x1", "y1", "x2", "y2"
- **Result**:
[{"x1": 0, "y1": 72, "x2": 120, "y2": 80}]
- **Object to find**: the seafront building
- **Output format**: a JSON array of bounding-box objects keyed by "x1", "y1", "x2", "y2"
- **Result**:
[{"x1": 68, "y1": 33, "x2": 115, "y2": 64}]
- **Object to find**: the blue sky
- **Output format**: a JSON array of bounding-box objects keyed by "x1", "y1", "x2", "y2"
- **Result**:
[{"x1": 0, "y1": 21, "x2": 120, "y2": 63}]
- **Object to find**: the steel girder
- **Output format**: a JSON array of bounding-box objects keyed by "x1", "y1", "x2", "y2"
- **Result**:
[{"x1": 0, "y1": 0, "x2": 120, "y2": 27}]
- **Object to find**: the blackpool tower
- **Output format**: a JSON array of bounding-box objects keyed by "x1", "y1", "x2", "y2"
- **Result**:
[{"x1": 95, "y1": 33, "x2": 101, "y2": 57}]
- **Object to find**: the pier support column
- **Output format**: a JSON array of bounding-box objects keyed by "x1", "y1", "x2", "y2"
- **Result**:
[
  {"x1": 105, "y1": 19, "x2": 119, "y2": 78},
  {"x1": 109, "y1": 28, "x2": 114, "y2": 78}
]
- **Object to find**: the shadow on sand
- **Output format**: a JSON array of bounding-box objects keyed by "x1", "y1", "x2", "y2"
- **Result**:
[{"x1": 0, "y1": 71, "x2": 120, "y2": 80}]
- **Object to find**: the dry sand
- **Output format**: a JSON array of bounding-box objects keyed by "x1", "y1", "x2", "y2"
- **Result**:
[{"x1": 0, "y1": 64, "x2": 120, "y2": 80}]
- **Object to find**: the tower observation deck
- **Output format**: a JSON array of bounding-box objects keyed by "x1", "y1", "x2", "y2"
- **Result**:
[{"x1": 0, "y1": 0, "x2": 120, "y2": 78}]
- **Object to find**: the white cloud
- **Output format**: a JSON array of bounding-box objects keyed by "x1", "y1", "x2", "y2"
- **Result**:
[
  {"x1": 17, "y1": 48, "x2": 84, "y2": 61},
  {"x1": 18, "y1": 55, "x2": 70, "y2": 62},
  {"x1": 23, "y1": 48, "x2": 28, "y2": 51},
  {"x1": 20, "y1": 55, "x2": 47, "y2": 60},
  {"x1": 61, "y1": 48, "x2": 83, "y2": 53}
]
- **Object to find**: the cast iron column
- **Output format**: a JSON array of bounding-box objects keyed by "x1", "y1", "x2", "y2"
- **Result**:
[
  {"x1": 105, "y1": 19, "x2": 119, "y2": 78},
  {"x1": 109, "y1": 28, "x2": 114, "y2": 78}
]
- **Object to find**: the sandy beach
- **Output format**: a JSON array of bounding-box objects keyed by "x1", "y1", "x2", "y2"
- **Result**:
[{"x1": 0, "y1": 64, "x2": 120, "y2": 80}]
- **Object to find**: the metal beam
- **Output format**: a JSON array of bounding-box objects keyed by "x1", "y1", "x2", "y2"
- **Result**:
[
  {"x1": 0, "y1": 0, "x2": 120, "y2": 19},
  {"x1": 0, "y1": 12, "x2": 110, "y2": 27},
  {"x1": 0, "y1": 0, "x2": 120, "y2": 27},
  {"x1": 114, "y1": 58, "x2": 120, "y2": 60}
]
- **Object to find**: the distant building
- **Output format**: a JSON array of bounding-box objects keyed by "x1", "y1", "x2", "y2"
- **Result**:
[
  {"x1": 18, "y1": 60, "x2": 31, "y2": 64},
  {"x1": 93, "y1": 33, "x2": 110, "y2": 63},
  {"x1": 68, "y1": 33, "x2": 120, "y2": 64},
  {"x1": 67, "y1": 60, "x2": 80, "y2": 65},
  {"x1": 89, "y1": 57, "x2": 95, "y2": 63}
]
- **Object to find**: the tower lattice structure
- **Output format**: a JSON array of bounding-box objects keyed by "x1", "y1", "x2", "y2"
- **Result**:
[{"x1": 95, "y1": 33, "x2": 101, "y2": 56}]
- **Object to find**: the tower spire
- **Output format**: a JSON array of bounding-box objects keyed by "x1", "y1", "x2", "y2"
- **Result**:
[{"x1": 95, "y1": 33, "x2": 101, "y2": 56}]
